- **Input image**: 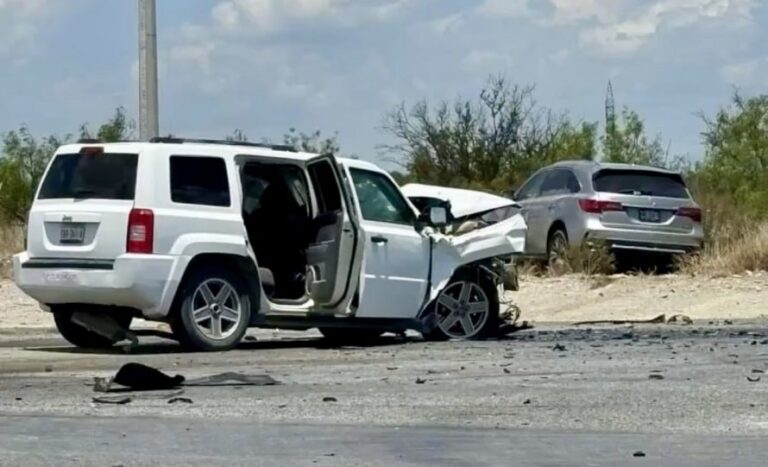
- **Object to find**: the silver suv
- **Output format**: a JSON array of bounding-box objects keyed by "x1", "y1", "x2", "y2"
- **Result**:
[{"x1": 513, "y1": 161, "x2": 704, "y2": 264}]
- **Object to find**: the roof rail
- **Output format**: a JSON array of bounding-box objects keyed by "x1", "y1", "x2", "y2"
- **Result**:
[
  {"x1": 77, "y1": 138, "x2": 102, "y2": 144},
  {"x1": 149, "y1": 136, "x2": 297, "y2": 152}
]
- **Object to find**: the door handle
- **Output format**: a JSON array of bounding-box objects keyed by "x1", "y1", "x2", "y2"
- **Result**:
[{"x1": 371, "y1": 236, "x2": 388, "y2": 244}]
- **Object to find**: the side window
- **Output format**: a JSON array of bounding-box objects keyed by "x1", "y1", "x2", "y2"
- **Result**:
[
  {"x1": 170, "y1": 156, "x2": 230, "y2": 207},
  {"x1": 515, "y1": 171, "x2": 547, "y2": 201},
  {"x1": 565, "y1": 171, "x2": 581, "y2": 193},
  {"x1": 540, "y1": 169, "x2": 579, "y2": 196},
  {"x1": 307, "y1": 160, "x2": 343, "y2": 214},
  {"x1": 349, "y1": 169, "x2": 415, "y2": 225}
]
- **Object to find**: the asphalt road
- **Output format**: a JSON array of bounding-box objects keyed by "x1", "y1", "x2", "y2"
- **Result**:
[{"x1": 1, "y1": 322, "x2": 768, "y2": 466}]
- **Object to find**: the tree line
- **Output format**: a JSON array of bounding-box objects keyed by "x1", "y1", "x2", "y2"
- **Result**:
[{"x1": 2, "y1": 75, "x2": 767, "y2": 235}]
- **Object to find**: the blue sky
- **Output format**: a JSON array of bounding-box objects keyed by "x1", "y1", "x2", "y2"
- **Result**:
[{"x1": 1, "y1": 0, "x2": 766, "y2": 168}]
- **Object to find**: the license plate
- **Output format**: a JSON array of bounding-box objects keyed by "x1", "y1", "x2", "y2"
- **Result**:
[
  {"x1": 60, "y1": 224, "x2": 86, "y2": 244},
  {"x1": 638, "y1": 209, "x2": 661, "y2": 223}
]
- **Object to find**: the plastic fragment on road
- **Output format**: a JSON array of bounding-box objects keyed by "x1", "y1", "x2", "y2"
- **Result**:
[{"x1": 93, "y1": 363, "x2": 280, "y2": 393}]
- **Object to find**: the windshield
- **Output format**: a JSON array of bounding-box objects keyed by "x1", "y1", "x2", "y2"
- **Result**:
[
  {"x1": 593, "y1": 170, "x2": 689, "y2": 199},
  {"x1": 37, "y1": 152, "x2": 138, "y2": 200}
]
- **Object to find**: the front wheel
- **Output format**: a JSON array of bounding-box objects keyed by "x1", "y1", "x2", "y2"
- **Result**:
[
  {"x1": 423, "y1": 276, "x2": 499, "y2": 341},
  {"x1": 173, "y1": 265, "x2": 251, "y2": 351}
]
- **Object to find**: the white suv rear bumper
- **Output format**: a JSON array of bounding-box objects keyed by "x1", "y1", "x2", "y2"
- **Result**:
[{"x1": 12, "y1": 252, "x2": 181, "y2": 319}]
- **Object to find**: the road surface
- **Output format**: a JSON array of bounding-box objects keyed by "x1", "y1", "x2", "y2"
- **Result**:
[{"x1": 1, "y1": 322, "x2": 768, "y2": 466}]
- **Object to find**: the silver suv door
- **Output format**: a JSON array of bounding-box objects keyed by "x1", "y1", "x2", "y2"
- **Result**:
[{"x1": 535, "y1": 169, "x2": 582, "y2": 249}]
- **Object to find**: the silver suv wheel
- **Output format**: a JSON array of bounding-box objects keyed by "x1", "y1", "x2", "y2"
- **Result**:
[
  {"x1": 191, "y1": 278, "x2": 243, "y2": 340},
  {"x1": 435, "y1": 281, "x2": 490, "y2": 339}
]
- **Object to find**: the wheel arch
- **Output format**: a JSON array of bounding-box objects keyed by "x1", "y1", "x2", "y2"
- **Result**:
[
  {"x1": 547, "y1": 220, "x2": 569, "y2": 244},
  {"x1": 168, "y1": 253, "x2": 263, "y2": 322}
]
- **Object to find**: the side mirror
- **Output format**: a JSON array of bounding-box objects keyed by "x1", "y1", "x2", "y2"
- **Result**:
[{"x1": 428, "y1": 206, "x2": 448, "y2": 228}]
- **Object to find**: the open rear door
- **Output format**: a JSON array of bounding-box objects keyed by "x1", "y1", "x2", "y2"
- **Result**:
[{"x1": 305, "y1": 154, "x2": 363, "y2": 314}]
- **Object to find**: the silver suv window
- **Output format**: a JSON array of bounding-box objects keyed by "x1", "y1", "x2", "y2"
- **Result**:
[
  {"x1": 593, "y1": 170, "x2": 689, "y2": 199},
  {"x1": 516, "y1": 171, "x2": 547, "y2": 200},
  {"x1": 540, "y1": 169, "x2": 580, "y2": 196}
]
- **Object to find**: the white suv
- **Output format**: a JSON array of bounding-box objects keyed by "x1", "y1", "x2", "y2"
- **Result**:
[{"x1": 13, "y1": 138, "x2": 526, "y2": 351}]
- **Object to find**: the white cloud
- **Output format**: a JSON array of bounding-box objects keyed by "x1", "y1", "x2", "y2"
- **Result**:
[
  {"x1": 429, "y1": 13, "x2": 464, "y2": 36},
  {"x1": 721, "y1": 58, "x2": 766, "y2": 85},
  {"x1": 0, "y1": 0, "x2": 50, "y2": 61},
  {"x1": 210, "y1": 0, "x2": 413, "y2": 34},
  {"x1": 576, "y1": 0, "x2": 757, "y2": 56},
  {"x1": 548, "y1": 0, "x2": 626, "y2": 23},
  {"x1": 476, "y1": 0, "x2": 530, "y2": 18}
]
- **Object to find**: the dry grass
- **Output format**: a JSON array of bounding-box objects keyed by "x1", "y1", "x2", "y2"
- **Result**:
[
  {"x1": 681, "y1": 221, "x2": 768, "y2": 276},
  {"x1": 0, "y1": 225, "x2": 23, "y2": 279},
  {"x1": 557, "y1": 241, "x2": 616, "y2": 276}
]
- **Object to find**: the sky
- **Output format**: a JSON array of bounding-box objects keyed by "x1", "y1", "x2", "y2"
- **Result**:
[{"x1": 1, "y1": 0, "x2": 767, "y2": 169}]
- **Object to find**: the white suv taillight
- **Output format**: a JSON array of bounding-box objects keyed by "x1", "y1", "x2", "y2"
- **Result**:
[{"x1": 127, "y1": 208, "x2": 154, "y2": 254}]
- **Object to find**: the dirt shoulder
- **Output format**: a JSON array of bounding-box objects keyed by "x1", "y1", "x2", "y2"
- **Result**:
[
  {"x1": 515, "y1": 272, "x2": 768, "y2": 324},
  {"x1": 2, "y1": 272, "x2": 767, "y2": 333}
]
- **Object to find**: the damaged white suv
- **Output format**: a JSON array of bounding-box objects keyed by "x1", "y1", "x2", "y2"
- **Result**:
[{"x1": 13, "y1": 138, "x2": 526, "y2": 351}]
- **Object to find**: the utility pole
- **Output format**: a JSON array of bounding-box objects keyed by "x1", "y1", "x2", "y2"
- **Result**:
[{"x1": 138, "y1": 0, "x2": 159, "y2": 140}]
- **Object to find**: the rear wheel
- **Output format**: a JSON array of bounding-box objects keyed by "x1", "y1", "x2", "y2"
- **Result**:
[
  {"x1": 173, "y1": 265, "x2": 251, "y2": 352},
  {"x1": 53, "y1": 307, "x2": 133, "y2": 349},
  {"x1": 547, "y1": 229, "x2": 569, "y2": 274},
  {"x1": 423, "y1": 274, "x2": 499, "y2": 341}
]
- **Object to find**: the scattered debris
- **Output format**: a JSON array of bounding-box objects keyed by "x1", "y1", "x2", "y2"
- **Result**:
[
  {"x1": 44, "y1": 366, "x2": 53, "y2": 373},
  {"x1": 113, "y1": 363, "x2": 184, "y2": 391},
  {"x1": 243, "y1": 335, "x2": 258, "y2": 342},
  {"x1": 747, "y1": 376, "x2": 761, "y2": 383},
  {"x1": 168, "y1": 397, "x2": 193, "y2": 404},
  {"x1": 523, "y1": 399, "x2": 531, "y2": 405},
  {"x1": 752, "y1": 369, "x2": 764, "y2": 374},
  {"x1": 648, "y1": 374, "x2": 665, "y2": 381},
  {"x1": 415, "y1": 377, "x2": 427, "y2": 384},
  {"x1": 633, "y1": 451, "x2": 646, "y2": 458},
  {"x1": 386, "y1": 367, "x2": 398, "y2": 371},
  {"x1": 503, "y1": 368, "x2": 511, "y2": 374},
  {"x1": 93, "y1": 395, "x2": 132, "y2": 405},
  {"x1": 575, "y1": 314, "x2": 693, "y2": 327},
  {"x1": 724, "y1": 320, "x2": 734, "y2": 325},
  {"x1": 552, "y1": 344, "x2": 567, "y2": 352},
  {"x1": 14, "y1": 397, "x2": 22, "y2": 401},
  {"x1": 322, "y1": 396, "x2": 338, "y2": 403},
  {"x1": 94, "y1": 363, "x2": 279, "y2": 393}
]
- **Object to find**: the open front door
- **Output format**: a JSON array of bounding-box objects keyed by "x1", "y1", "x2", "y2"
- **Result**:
[{"x1": 305, "y1": 155, "x2": 363, "y2": 314}]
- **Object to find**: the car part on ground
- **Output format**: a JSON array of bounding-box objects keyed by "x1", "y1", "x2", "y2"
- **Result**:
[{"x1": 53, "y1": 307, "x2": 134, "y2": 349}]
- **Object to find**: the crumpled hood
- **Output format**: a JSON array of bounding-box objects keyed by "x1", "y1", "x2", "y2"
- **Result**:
[
  {"x1": 428, "y1": 212, "x2": 527, "y2": 300},
  {"x1": 401, "y1": 183, "x2": 519, "y2": 218}
]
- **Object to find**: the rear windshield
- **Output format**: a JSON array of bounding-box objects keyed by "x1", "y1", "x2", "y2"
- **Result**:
[
  {"x1": 593, "y1": 170, "x2": 689, "y2": 199},
  {"x1": 38, "y1": 153, "x2": 138, "y2": 200}
]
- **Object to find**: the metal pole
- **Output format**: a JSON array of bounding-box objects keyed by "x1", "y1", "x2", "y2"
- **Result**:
[{"x1": 139, "y1": 0, "x2": 159, "y2": 140}]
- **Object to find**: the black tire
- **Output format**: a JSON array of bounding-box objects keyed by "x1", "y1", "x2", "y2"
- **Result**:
[
  {"x1": 53, "y1": 307, "x2": 133, "y2": 349},
  {"x1": 422, "y1": 273, "x2": 499, "y2": 341},
  {"x1": 547, "y1": 229, "x2": 569, "y2": 273},
  {"x1": 173, "y1": 265, "x2": 251, "y2": 352},
  {"x1": 318, "y1": 327, "x2": 384, "y2": 345}
]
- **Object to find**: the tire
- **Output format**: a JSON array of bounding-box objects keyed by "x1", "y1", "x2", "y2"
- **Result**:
[
  {"x1": 173, "y1": 265, "x2": 251, "y2": 352},
  {"x1": 53, "y1": 307, "x2": 133, "y2": 349},
  {"x1": 423, "y1": 273, "x2": 499, "y2": 341},
  {"x1": 547, "y1": 229, "x2": 569, "y2": 274},
  {"x1": 318, "y1": 327, "x2": 384, "y2": 345}
]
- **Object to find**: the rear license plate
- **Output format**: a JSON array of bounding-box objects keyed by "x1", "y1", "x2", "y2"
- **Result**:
[
  {"x1": 638, "y1": 209, "x2": 661, "y2": 223},
  {"x1": 60, "y1": 225, "x2": 86, "y2": 244}
]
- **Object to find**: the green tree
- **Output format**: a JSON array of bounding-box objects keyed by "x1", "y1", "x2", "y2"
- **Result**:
[
  {"x1": 696, "y1": 92, "x2": 768, "y2": 217},
  {"x1": 79, "y1": 107, "x2": 134, "y2": 142},
  {"x1": 0, "y1": 128, "x2": 68, "y2": 223},
  {"x1": 382, "y1": 76, "x2": 597, "y2": 193},
  {"x1": 283, "y1": 128, "x2": 340, "y2": 155},
  {"x1": 602, "y1": 107, "x2": 666, "y2": 167}
]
